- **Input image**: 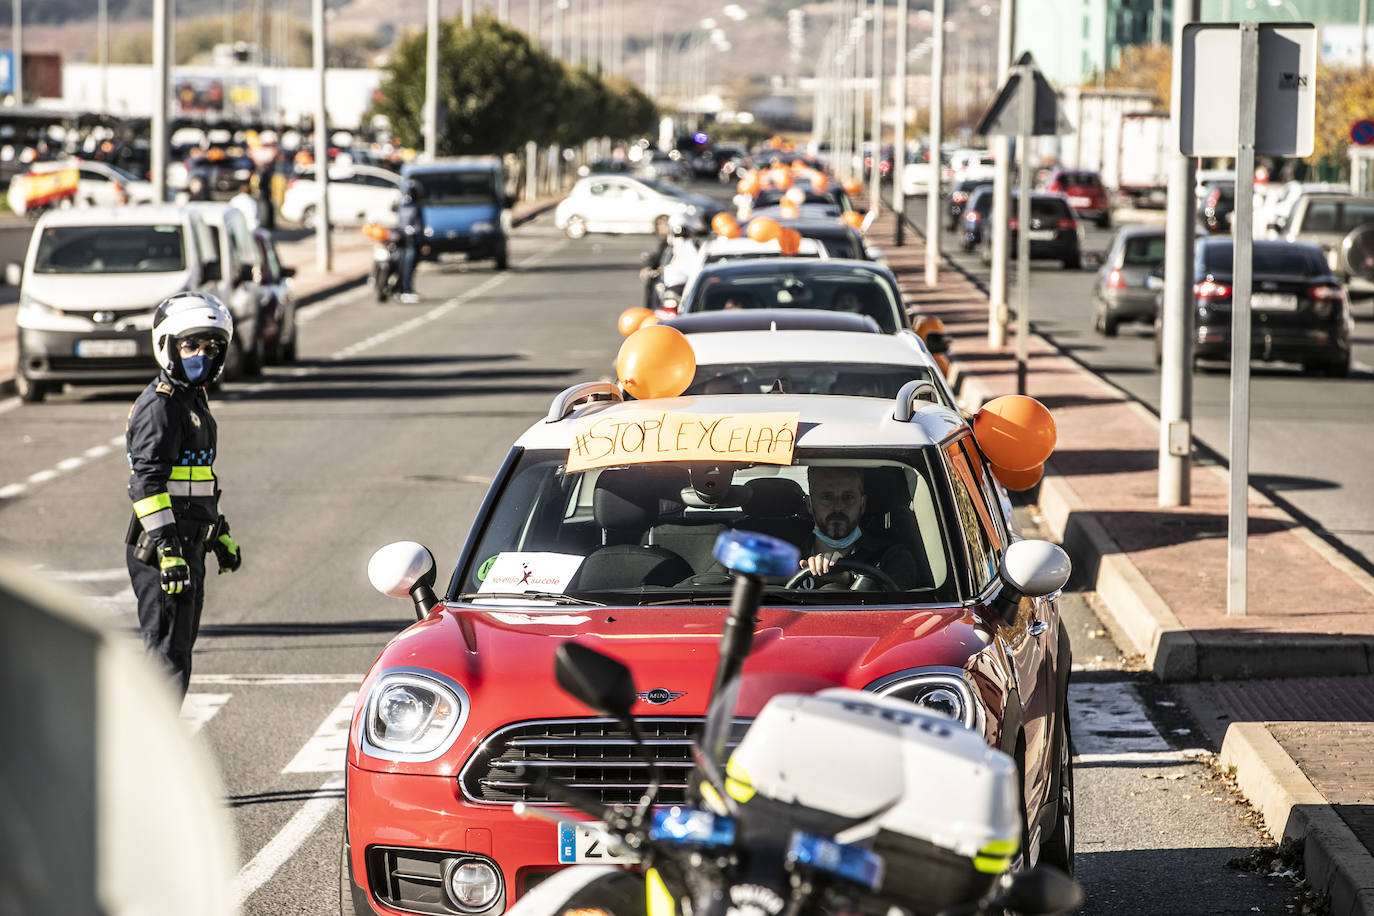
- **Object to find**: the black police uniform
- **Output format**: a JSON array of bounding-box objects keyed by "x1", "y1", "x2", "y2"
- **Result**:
[{"x1": 125, "y1": 371, "x2": 221, "y2": 696}]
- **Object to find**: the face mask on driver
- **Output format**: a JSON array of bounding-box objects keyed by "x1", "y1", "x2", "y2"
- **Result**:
[
  {"x1": 181, "y1": 355, "x2": 214, "y2": 385},
  {"x1": 813, "y1": 525, "x2": 862, "y2": 550}
]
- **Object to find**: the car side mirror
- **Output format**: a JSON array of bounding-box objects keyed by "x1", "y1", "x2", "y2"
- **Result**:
[
  {"x1": 203, "y1": 261, "x2": 222, "y2": 283},
  {"x1": 1001, "y1": 540, "x2": 1071, "y2": 598},
  {"x1": 367, "y1": 541, "x2": 440, "y2": 620},
  {"x1": 554, "y1": 642, "x2": 638, "y2": 720},
  {"x1": 234, "y1": 263, "x2": 254, "y2": 286},
  {"x1": 281, "y1": 265, "x2": 296, "y2": 279},
  {"x1": 4, "y1": 262, "x2": 21, "y2": 287}
]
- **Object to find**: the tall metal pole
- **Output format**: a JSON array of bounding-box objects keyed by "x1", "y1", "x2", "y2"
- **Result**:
[
  {"x1": 499, "y1": 0, "x2": 508, "y2": 22},
  {"x1": 554, "y1": 0, "x2": 563, "y2": 60},
  {"x1": 529, "y1": 0, "x2": 539, "y2": 42},
  {"x1": 1227, "y1": 22, "x2": 1259, "y2": 618},
  {"x1": 11, "y1": 0, "x2": 21, "y2": 104},
  {"x1": 1158, "y1": 0, "x2": 1199, "y2": 508},
  {"x1": 892, "y1": 0, "x2": 908, "y2": 245},
  {"x1": 463, "y1": 0, "x2": 473, "y2": 27},
  {"x1": 1014, "y1": 61, "x2": 1032, "y2": 395},
  {"x1": 1360, "y1": 0, "x2": 1368, "y2": 70},
  {"x1": 924, "y1": 0, "x2": 945, "y2": 286},
  {"x1": 854, "y1": 11, "x2": 866, "y2": 185},
  {"x1": 425, "y1": 0, "x2": 439, "y2": 160},
  {"x1": 570, "y1": 0, "x2": 580, "y2": 66},
  {"x1": 1153, "y1": 0, "x2": 1164, "y2": 44},
  {"x1": 988, "y1": 0, "x2": 1014, "y2": 346},
  {"x1": 99, "y1": 0, "x2": 109, "y2": 114},
  {"x1": 313, "y1": 0, "x2": 332, "y2": 271},
  {"x1": 151, "y1": 0, "x2": 169, "y2": 203},
  {"x1": 868, "y1": 0, "x2": 884, "y2": 210}
]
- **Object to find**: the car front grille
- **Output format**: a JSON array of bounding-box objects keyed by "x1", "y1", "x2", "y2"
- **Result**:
[{"x1": 459, "y1": 717, "x2": 750, "y2": 806}]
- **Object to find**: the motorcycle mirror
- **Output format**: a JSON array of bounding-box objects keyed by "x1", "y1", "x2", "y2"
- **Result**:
[
  {"x1": 990, "y1": 865, "x2": 1083, "y2": 915},
  {"x1": 555, "y1": 642, "x2": 638, "y2": 719}
]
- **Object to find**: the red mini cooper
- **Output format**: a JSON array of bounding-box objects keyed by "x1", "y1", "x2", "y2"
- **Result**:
[{"x1": 343, "y1": 385, "x2": 1074, "y2": 916}]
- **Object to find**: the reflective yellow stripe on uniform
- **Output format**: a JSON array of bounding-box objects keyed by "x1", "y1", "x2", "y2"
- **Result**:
[
  {"x1": 168, "y1": 465, "x2": 216, "y2": 496},
  {"x1": 133, "y1": 492, "x2": 176, "y2": 532}
]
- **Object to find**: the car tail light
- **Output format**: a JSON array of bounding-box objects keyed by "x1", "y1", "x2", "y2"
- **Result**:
[
  {"x1": 1308, "y1": 284, "x2": 1343, "y2": 317},
  {"x1": 1106, "y1": 268, "x2": 1127, "y2": 290},
  {"x1": 952, "y1": 191, "x2": 969, "y2": 204},
  {"x1": 1206, "y1": 188, "x2": 1221, "y2": 207},
  {"x1": 1008, "y1": 218, "x2": 1018, "y2": 230},
  {"x1": 1195, "y1": 279, "x2": 1231, "y2": 299},
  {"x1": 1057, "y1": 218, "x2": 1077, "y2": 229},
  {"x1": 967, "y1": 211, "x2": 982, "y2": 224}
]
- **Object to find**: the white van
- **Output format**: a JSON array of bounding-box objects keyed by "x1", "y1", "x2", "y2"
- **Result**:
[{"x1": 11, "y1": 206, "x2": 219, "y2": 403}]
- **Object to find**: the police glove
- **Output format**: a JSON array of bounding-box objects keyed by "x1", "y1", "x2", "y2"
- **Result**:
[
  {"x1": 158, "y1": 543, "x2": 191, "y2": 595},
  {"x1": 213, "y1": 520, "x2": 242, "y2": 574}
]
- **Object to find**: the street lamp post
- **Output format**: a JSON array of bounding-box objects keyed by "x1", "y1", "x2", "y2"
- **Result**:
[
  {"x1": 892, "y1": 0, "x2": 908, "y2": 244},
  {"x1": 425, "y1": 0, "x2": 439, "y2": 160},
  {"x1": 313, "y1": 0, "x2": 332, "y2": 271},
  {"x1": 12, "y1": 0, "x2": 22, "y2": 104},
  {"x1": 868, "y1": 0, "x2": 884, "y2": 207},
  {"x1": 151, "y1": 0, "x2": 169, "y2": 202},
  {"x1": 925, "y1": 0, "x2": 945, "y2": 286}
]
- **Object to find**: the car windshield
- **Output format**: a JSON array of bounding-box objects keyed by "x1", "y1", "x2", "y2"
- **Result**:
[
  {"x1": 641, "y1": 179, "x2": 687, "y2": 198},
  {"x1": 1122, "y1": 234, "x2": 1166, "y2": 266},
  {"x1": 1200, "y1": 241, "x2": 1327, "y2": 275},
  {"x1": 454, "y1": 452, "x2": 958, "y2": 605},
  {"x1": 686, "y1": 362, "x2": 936, "y2": 398},
  {"x1": 418, "y1": 171, "x2": 498, "y2": 206},
  {"x1": 688, "y1": 268, "x2": 901, "y2": 332},
  {"x1": 34, "y1": 224, "x2": 186, "y2": 273},
  {"x1": 1057, "y1": 172, "x2": 1100, "y2": 187},
  {"x1": 753, "y1": 189, "x2": 848, "y2": 211}
]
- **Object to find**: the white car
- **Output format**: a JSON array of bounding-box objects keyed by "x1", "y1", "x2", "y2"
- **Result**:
[
  {"x1": 699, "y1": 235, "x2": 828, "y2": 265},
  {"x1": 554, "y1": 175, "x2": 708, "y2": 239},
  {"x1": 672, "y1": 311, "x2": 954, "y2": 406},
  {"x1": 6, "y1": 159, "x2": 157, "y2": 215},
  {"x1": 280, "y1": 163, "x2": 402, "y2": 228},
  {"x1": 185, "y1": 202, "x2": 267, "y2": 378}
]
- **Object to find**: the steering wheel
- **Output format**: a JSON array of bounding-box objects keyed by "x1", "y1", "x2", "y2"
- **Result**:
[{"x1": 785, "y1": 558, "x2": 902, "y2": 592}]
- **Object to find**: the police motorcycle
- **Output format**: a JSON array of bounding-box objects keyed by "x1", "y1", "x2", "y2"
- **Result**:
[
  {"x1": 363, "y1": 222, "x2": 402, "y2": 302},
  {"x1": 508, "y1": 531, "x2": 1083, "y2": 916}
]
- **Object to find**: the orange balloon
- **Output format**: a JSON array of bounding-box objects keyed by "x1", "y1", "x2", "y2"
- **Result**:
[
  {"x1": 933, "y1": 353, "x2": 951, "y2": 378},
  {"x1": 779, "y1": 199, "x2": 801, "y2": 220},
  {"x1": 790, "y1": 159, "x2": 808, "y2": 174},
  {"x1": 972, "y1": 395, "x2": 1057, "y2": 472},
  {"x1": 777, "y1": 228, "x2": 802, "y2": 256},
  {"x1": 991, "y1": 462, "x2": 1044, "y2": 492},
  {"x1": 914, "y1": 316, "x2": 947, "y2": 340},
  {"x1": 618, "y1": 307, "x2": 653, "y2": 337},
  {"x1": 615, "y1": 325, "x2": 696, "y2": 399},
  {"x1": 746, "y1": 217, "x2": 782, "y2": 243},
  {"x1": 840, "y1": 211, "x2": 864, "y2": 229},
  {"x1": 770, "y1": 168, "x2": 794, "y2": 190},
  {"x1": 737, "y1": 173, "x2": 760, "y2": 196},
  {"x1": 784, "y1": 186, "x2": 807, "y2": 205},
  {"x1": 843, "y1": 177, "x2": 864, "y2": 196},
  {"x1": 712, "y1": 212, "x2": 741, "y2": 239},
  {"x1": 810, "y1": 172, "x2": 830, "y2": 192},
  {"x1": 639, "y1": 313, "x2": 661, "y2": 329}
]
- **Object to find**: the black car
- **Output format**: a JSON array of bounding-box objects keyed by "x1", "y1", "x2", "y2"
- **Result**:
[
  {"x1": 186, "y1": 152, "x2": 257, "y2": 201},
  {"x1": 1154, "y1": 238, "x2": 1352, "y2": 376},
  {"x1": 752, "y1": 186, "x2": 855, "y2": 215},
  {"x1": 1092, "y1": 226, "x2": 1167, "y2": 335},
  {"x1": 677, "y1": 259, "x2": 908, "y2": 333},
  {"x1": 947, "y1": 178, "x2": 994, "y2": 231},
  {"x1": 976, "y1": 192, "x2": 1083, "y2": 269},
  {"x1": 1198, "y1": 180, "x2": 1236, "y2": 233},
  {"x1": 745, "y1": 216, "x2": 867, "y2": 260}
]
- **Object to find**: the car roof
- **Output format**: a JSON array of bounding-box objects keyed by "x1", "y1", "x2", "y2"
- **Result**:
[
  {"x1": 518, "y1": 391, "x2": 965, "y2": 452},
  {"x1": 35, "y1": 204, "x2": 191, "y2": 227},
  {"x1": 1198, "y1": 237, "x2": 1324, "y2": 256},
  {"x1": 666, "y1": 309, "x2": 882, "y2": 334},
  {"x1": 700, "y1": 236, "x2": 825, "y2": 257},
  {"x1": 691, "y1": 256, "x2": 889, "y2": 280},
  {"x1": 688, "y1": 328, "x2": 935, "y2": 369},
  {"x1": 1113, "y1": 224, "x2": 1166, "y2": 239},
  {"x1": 403, "y1": 157, "x2": 501, "y2": 174}
]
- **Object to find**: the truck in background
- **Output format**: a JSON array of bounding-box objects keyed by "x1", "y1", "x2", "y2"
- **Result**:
[
  {"x1": 1055, "y1": 87, "x2": 1170, "y2": 208},
  {"x1": 1117, "y1": 111, "x2": 1171, "y2": 207}
]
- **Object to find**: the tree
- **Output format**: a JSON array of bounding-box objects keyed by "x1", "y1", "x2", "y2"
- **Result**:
[
  {"x1": 1313, "y1": 63, "x2": 1374, "y2": 166},
  {"x1": 1099, "y1": 43, "x2": 1171, "y2": 106}
]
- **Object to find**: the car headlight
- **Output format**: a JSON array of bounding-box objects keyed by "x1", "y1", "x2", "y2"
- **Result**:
[
  {"x1": 363, "y1": 669, "x2": 469, "y2": 760},
  {"x1": 865, "y1": 667, "x2": 983, "y2": 732},
  {"x1": 20, "y1": 293, "x2": 63, "y2": 317},
  {"x1": 470, "y1": 221, "x2": 494, "y2": 233}
]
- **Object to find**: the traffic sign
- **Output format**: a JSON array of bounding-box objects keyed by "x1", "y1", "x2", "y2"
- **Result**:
[
  {"x1": 976, "y1": 52, "x2": 1071, "y2": 137},
  {"x1": 1351, "y1": 119, "x2": 1374, "y2": 146},
  {"x1": 0, "y1": 51, "x2": 13, "y2": 96}
]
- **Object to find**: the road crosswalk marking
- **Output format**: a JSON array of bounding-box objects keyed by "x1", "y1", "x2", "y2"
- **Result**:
[
  {"x1": 282, "y1": 692, "x2": 358, "y2": 774},
  {"x1": 231, "y1": 774, "x2": 346, "y2": 907},
  {"x1": 181, "y1": 693, "x2": 231, "y2": 733}
]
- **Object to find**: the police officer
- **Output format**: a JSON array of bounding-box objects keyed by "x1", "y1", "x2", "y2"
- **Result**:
[
  {"x1": 125, "y1": 292, "x2": 242, "y2": 697},
  {"x1": 395, "y1": 180, "x2": 425, "y2": 303}
]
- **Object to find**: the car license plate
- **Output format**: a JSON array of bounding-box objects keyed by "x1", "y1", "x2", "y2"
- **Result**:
[
  {"x1": 1251, "y1": 292, "x2": 1297, "y2": 310},
  {"x1": 1028, "y1": 230, "x2": 1056, "y2": 241},
  {"x1": 557, "y1": 822, "x2": 638, "y2": 864},
  {"x1": 1069, "y1": 196, "x2": 1091, "y2": 207},
  {"x1": 75, "y1": 339, "x2": 138, "y2": 358}
]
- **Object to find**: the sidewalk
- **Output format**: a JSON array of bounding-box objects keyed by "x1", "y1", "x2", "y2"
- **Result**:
[
  {"x1": 871, "y1": 205, "x2": 1374, "y2": 915},
  {"x1": 0, "y1": 195, "x2": 562, "y2": 396}
]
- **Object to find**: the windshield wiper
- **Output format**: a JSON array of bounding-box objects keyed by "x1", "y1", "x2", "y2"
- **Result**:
[
  {"x1": 456, "y1": 591, "x2": 607, "y2": 607},
  {"x1": 639, "y1": 589, "x2": 816, "y2": 606}
]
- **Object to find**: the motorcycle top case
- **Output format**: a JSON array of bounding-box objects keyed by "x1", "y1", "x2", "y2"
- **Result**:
[{"x1": 726, "y1": 688, "x2": 1020, "y2": 915}]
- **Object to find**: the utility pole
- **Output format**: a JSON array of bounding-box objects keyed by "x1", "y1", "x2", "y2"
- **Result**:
[
  {"x1": 425, "y1": 0, "x2": 439, "y2": 160},
  {"x1": 12, "y1": 0, "x2": 21, "y2": 104},
  {"x1": 853, "y1": 9, "x2": 866, "y2": 186},
  {"x1": 868, "y1": 0, "x2": 884, "y2": 209},
  {"x1": 988, "y1": 0, "x2": 1015, "y2": 346},
  {"x1": 1157, "y1": 0, "x2": 1199, "y2": 508},
  {"x1": 313, "y1": 0, "x2": 331, "y2": 272},
  {"x1": 463, "y1": 0, "x2": 473, "y2": 27},
  {"x1": 529, "y1": 0, "x2": 539, "y2": 41},
  {"x1": 151, "y1": 0, "x2": 169, "y2": 202},
  {"x1": 925, "y1": 0, "x2": 945, "y2": 286},
  {"x1": 892, "y1": 0, "x2": 908, "y2": 245},
  {"x1": 1360, "y1": 0, "x2": 1368, "y2": 70},
  {"x1": 99, "y1": 0, "x2": 108, "y2": 114}
]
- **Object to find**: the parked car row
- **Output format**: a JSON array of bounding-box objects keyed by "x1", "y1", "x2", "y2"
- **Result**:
[{"x1": 10, "y1": 202, "x2": 297, "y2": 402}]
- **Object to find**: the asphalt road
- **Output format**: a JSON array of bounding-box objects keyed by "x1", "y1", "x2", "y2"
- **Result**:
[
  {"x1": 910, "y1": 197, "x2": 1374, "y2": 574},
  {"x1": 0, "y1": 200, "x2": 1316, "y2": 914}
]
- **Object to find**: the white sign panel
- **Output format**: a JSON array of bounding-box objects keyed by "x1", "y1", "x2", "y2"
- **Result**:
[{"x1": 1179, "y1": 22, "x2": 1317, "y2": 157}]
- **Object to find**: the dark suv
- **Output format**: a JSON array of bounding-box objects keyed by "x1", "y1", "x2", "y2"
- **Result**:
[
  {"x1": 976, "y1": 192, "x2": 1083, "y2": 269},
  {"x1": 1153, "y1": 238, "x2": 1352, "y2": 376}
]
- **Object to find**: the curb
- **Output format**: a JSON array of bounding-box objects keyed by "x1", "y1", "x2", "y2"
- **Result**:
[{"x1": 1220, "y1": 723, "x2": 1374, "y2": 916}]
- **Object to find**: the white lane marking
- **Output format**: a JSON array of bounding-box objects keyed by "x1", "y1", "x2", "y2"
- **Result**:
[
  {"x1": 55, "y1": 456, "x2": 85, "y2": 472},
  {"x1": 1068, "y1": 681, "x2": 1172, "y2": 755},
  {"x1": 84, "y1": 444, "x2": 113, "y2": 459},
  {"x1": 87, "y1": 587, "x2": 136, "y2": 618},
  {"x1": 44, "y1": 567, "x2": 129, "y2": 582},
  {"x1": 26, "y1": 468, "x2": 58, "y2": 484},
  {"x1": 191, "y1": 673, "x2": 365, "y2": 686},
  {"x1": 296, "y1": 297, "x2": 347, "y2": 324},
  {"x1": 1073, "y1": 749, "x2": 1211, "y2": 766},
  {"x1": 231, "y1": 773, "x2": 346, "y2": 906},
  {"x1": 0, "y1": 482, "x2": 27, "y2": 498},
  {"x1": 181, "y1": 693, "x2": 232, "y2": 733},
  {"x1": 0, "y1": 396, "x2": 20, "y2": 415},
  {"x1": 282, "y1": 692, "x2": 358, "y2": 774}
]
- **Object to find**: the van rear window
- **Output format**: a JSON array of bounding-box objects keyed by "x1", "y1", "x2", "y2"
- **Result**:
[{"x1": 34, "y1": 225, "x2": 186, "y2": 274}]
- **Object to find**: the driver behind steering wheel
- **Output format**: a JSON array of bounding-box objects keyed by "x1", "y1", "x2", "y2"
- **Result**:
[{"x1": 800, "y1": 467, "x2": 923, "y2": 589}]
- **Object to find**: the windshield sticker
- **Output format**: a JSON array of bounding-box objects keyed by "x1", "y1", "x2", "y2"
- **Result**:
[
  {"x1": 567, "y1": 410, "x2": 799, "y2": 472},
  {"x1": 476, "y1": 555, "x2": 499, "y2": 582},
  {"x1": 476, "y1": 552, "x2": 585, "y2": 594}
]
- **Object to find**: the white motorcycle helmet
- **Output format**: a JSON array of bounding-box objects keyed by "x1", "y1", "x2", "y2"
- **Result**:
[{"x1": 151, "y1": 292, "x2": 234, "y2": 386}]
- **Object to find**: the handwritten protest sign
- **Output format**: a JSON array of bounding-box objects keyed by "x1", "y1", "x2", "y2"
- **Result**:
[{"x1": 566, "y1": 409, "x2": 800, "y2": 472}]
